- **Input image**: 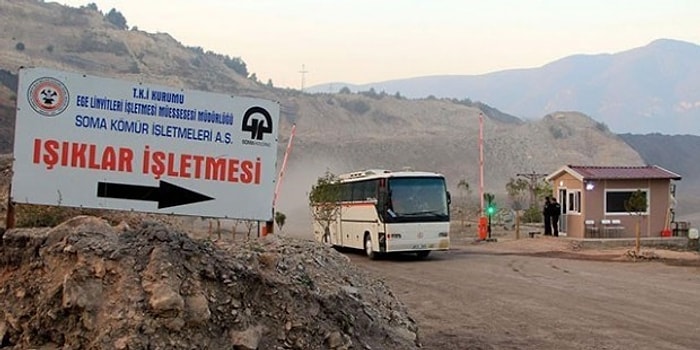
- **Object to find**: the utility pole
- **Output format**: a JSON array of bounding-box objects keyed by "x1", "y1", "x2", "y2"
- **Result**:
[
  {"x1": 516, "y1": 171, "x2": 548, "y2": 209},
  {"x1": 299, "y1": 64, "x2": 308, "y2": 92}
]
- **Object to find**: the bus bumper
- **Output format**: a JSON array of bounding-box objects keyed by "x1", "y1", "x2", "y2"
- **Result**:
[{"x1": 386, "y1": 238, "x2": 450, "y2": 252}]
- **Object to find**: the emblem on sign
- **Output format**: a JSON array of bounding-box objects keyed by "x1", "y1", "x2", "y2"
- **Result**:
[{"x1": 27, "y1": 77, "x2": 70, "y2": 117}]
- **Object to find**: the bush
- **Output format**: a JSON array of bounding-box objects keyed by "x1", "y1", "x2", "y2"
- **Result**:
[
  {"x1": 549, "y1": 125, "x2": 568, "y2": 139},
  {"x1": 15, "y1": 42, "x2": 25, "y2": 51},
  {"x1": 222, "y1": 56, "x2": 249, "y2": 76},
  {"x1": 339, "y1": 99, "x2": 371, "y2": 114},
  {"x1": 16, "y1": 204, "x2": 104, "y2": 228},
  {"x1": 521, "y1": 206, "x2": 543, "y2": 223},
  {"x1": 595, "y1": 121, "x2": 609, "y2": 133},
  {"x1": 105, "y1": 8, "x2": 128, "y2": 30}
]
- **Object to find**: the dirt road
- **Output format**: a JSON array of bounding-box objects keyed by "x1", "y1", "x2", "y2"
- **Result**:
[{"x1": 346, "y1": 239, "x2": 700, "y2": 350}]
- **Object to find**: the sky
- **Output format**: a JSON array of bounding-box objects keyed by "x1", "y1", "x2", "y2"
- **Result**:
[{"x1": 61, "y1": 0, "x2": 700, "y2": 89}]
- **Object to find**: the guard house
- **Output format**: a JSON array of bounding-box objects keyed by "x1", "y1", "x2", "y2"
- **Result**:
[{"x1": 545, "y1": 165, "x2": 681, "y2": 239}]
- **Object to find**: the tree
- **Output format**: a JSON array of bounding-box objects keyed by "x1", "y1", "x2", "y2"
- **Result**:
[
  {"x1": 105, "y1": 8, "x2": 128, "y2": 30},
  {"x1": 625, "y1": 190, "x2": 648, "y2": 255},
  {"x1": 244, "y1": 220, "x2": 256, "y2": 239},
  {"x1": 505, "y1": 177, "x2": 528, "y2": 211},
  {"x1": 308, "y1": 171, "x2": 341, "y2": 243},
  {"x1": 506, "y1": 177, "x2": 529, "y2": 238},
  {"x1": 338, "y1": 86, "x2": 351, "y2": 94},
  {"x1": 274, "y1": 211, "x2": 286, "y2": 232},
  {"x1": 456, "y1": 179, "x2": 471, "y2": 228},
  {"x1": 535, "y1": 181, "x2": 553, "y2": 204},
  {"x1": 510, "y1": 175, "x2": 552, "y2": 223},
  {"x1": 266, "y1": 79, "x2": 274, "y2": 88},
  {"x1": 231, "y1": 219, "x2": 244, "y2": 240},
  {"x1": 223, "y1": 56, "x2": 248, "y2": 76}
]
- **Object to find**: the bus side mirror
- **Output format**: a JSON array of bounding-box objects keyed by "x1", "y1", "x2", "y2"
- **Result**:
[{"x1": 446, "y1": 191, "x2": 451, "y2": 205}]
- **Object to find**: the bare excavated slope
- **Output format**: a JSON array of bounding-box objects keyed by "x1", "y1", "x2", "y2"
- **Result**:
[{"x1": 0, "y1": 0, "x2": 655, "y2": 222}]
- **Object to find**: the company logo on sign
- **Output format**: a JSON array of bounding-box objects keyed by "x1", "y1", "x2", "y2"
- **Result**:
[
  {"x1": 27, "y1": 77, "x2": 69, "y2": 117},
  {"x1": 241, "y1": 106, "x2": 273, "y2": 147}
]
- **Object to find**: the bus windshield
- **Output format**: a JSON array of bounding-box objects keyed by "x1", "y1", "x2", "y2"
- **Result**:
[{"x1": 387, "y1": 177, "x2": 449, "y2": 221}]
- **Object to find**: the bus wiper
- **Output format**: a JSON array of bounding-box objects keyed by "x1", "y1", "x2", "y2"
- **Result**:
[{"x1": 401, "y1": 210, "x2": 444, "y2": 216}]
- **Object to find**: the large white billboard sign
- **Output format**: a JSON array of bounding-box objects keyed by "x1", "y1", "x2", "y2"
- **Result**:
[{"x1": 12, "y1": 67, "x2": 280, "y2": 221}]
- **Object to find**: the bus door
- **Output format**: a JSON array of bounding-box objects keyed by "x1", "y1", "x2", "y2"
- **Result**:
[
  {"x1": 333, "y1": 207, "x2": 344, "y2": 246},
  {"x1": 558, "y1": 188, "x2": 567, "y2": 233}
]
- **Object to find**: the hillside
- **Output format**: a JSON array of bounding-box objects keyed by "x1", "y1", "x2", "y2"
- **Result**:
[
  {"x1": 7, "y1": 0, "x2": 700, "y2": 230},
  {"x1": 620, "y1": 133, "x2": 700, "y2": 191},
  {"x1": 310, "y1": 39, "x2": 700, "y2": 136}
]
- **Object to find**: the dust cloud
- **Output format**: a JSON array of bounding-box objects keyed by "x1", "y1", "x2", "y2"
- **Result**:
[{"x1": 274, "y1": 155, "x2": 352, "y2": 238}]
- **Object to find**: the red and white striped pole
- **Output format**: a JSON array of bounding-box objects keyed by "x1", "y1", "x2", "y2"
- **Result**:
[
  {"x1": 264, "y1": 124, "x2": 296, "y2": 237},
  {"x1": 272, "y1": 123, "x2": 296, "y2": 210},
  {"x1": 478, "y1": 112, "x2": 488, "y2": 240},
  {"x1": 479, "y1": 112, "x2": 484, "y2": 213}
]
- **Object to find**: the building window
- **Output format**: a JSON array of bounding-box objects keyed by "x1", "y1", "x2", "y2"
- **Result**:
[
  {"x1": 567, "y1": 191, "x2": 581, "y2": 214},
  {"x1": 605, "y1": 189, "x2": 649, "y2": 215}
]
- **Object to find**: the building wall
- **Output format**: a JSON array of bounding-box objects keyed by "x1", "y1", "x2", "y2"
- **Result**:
[
  {"x1": 551, "y1": 174, "x2": 673, "y2": 239},
  {"x1": 601, "y1": 179, "x2": 671, "y2": 237}
]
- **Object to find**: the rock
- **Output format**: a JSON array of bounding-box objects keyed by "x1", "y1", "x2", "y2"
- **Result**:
[
  {"x1": 115, "y1": 221, "x2": 131, "y2": 232},
  {"x1": 393, "y1": 326, "x2": 418, "y2": 344},
  {"x1": 62, "y1": 273, "x2": 103, "y2": 311},
  {"x1": 185, "y1": 293, "x2": 211, "y2": 324},
  {"x1": 341, "y1": 285, "x2": 360, "y2": 296},
  {"x1": 0, "y1": 321, "x2": 6, "y2": 345},
  {"x1": 114, "y1": 336, "x2": 129, "y2": 350},
  {"x1": 147, "y1": 282, "x2": 184, "y2": 316},
  {"x1": 326, "y1": 331, "x2": 345, "y2": 349},
  {"x1": 230, "y1": 325, "x2": 264, "y2": 350}
]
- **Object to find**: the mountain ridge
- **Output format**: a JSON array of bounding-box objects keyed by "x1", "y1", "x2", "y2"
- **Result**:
[{"x1": 309, "y1": 38, "x2": 700, "y2": 136}]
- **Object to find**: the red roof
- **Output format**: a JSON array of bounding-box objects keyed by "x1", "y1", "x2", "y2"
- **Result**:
[{"x1": 567, "y1": 165, "x2": 681, "y2": 180}]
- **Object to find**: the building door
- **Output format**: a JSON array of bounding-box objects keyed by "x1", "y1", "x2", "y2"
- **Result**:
[{"x1": 558, "y1": 188, "x2": 567, "y2": 233}]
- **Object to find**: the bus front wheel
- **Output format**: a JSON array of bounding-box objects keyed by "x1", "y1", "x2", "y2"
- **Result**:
[
  {"x1": 364, "y1": 234, "x2": 378, "y2": 260},
  {"x1": 416, "y1": 250, "x2": 431, "y2": 259}
]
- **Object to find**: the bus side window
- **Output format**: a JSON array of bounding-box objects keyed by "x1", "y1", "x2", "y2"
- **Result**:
[{"x1": 367, "y1": 179, "x2": 378, "y2": 201}]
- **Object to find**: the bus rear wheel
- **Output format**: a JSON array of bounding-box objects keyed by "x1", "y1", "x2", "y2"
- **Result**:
[
  {"x1": 364, "y1": 234, "x2": 378, "y2": 260},
  {"x1": 416, "y1": 250, "x2": 431, "y2": 259}
]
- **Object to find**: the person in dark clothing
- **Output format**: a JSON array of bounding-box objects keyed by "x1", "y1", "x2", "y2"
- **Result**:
[
  {"x1": 543, "y1": 196, "x2": 552, "y2": 236},
  {"x1": 550, "y1": 197, "x2": 561, "y2": 237}
]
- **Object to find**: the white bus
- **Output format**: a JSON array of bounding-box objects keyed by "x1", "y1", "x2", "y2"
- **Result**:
[{"x1": 312, "y1": 169, "x2": 451, "y2": 259}]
